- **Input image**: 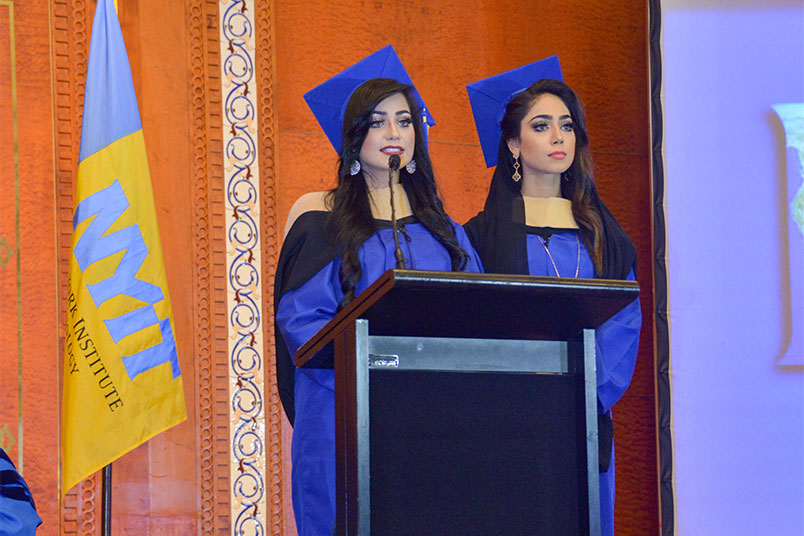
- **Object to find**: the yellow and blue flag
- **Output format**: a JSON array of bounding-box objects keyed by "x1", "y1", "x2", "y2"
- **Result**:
[{"x1": 62, "y1": 0, "x2": 186, "y2": 494}]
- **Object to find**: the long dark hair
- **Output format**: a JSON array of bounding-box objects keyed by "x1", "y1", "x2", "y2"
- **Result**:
[
  {"x1": 500, "y1": 79, "x2": 605, "y2": 274},
  {"x1": 326, "y1": 78, "x2": 468, "y2": 307}
]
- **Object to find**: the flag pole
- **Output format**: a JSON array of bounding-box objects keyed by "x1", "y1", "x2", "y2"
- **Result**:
[
  {"x1": 104, "y1": 3, "x2": 118, "y2": 528},
  {"x1": 103, "y1": 4, "x2": 117, "y2": 530},
  {"x1": 102, "y1": 464, "x2": 112, "y2": 535}
]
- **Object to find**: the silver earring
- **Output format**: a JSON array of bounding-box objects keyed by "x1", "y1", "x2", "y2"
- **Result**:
[
  {"x1": 562, "y1": 171, "x2": 571, "y2": 182},
  {"x1": 350, "y1": 160, "x2": 361, "y2": 176},
  {"x1": 405, "y1": 159, "x2": 417, "y2": 174}
]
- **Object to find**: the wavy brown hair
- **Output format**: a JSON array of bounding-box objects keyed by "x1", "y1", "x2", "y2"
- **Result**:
[{"x1": 500, "y1": 79, "x2": 604, "y2": 274}]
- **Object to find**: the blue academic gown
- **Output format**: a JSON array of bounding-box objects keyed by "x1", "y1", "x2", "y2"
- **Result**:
[
  {"x1": 526, "y1": 229, "x2": 641, "y2": 536},
  {"x1": 276, "y1": 215, "x2": 483, "y2": 536},
  {"x1": 0, "y1": 449, "x2": 42, "y2": 536}
]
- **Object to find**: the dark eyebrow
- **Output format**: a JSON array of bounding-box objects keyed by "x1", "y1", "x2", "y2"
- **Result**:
[
  {"x1": 528, "y1": 114, "x2": 572, "y2": 122},
  {"x1": 371, "y1": 109, "x2": 412, "y2": 116}
]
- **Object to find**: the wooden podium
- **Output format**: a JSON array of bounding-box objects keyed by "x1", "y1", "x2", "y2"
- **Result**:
[{"x1": 295, "y1": 270, "x2": 639, "y2": 536}]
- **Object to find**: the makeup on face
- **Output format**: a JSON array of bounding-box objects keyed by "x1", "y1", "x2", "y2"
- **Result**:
[
  {"x1": 510, "y1": 93, "x2": 576, "y2": 183},
  {"x1": 358, "y1": 92, "x2": 416, "y2": 185}
]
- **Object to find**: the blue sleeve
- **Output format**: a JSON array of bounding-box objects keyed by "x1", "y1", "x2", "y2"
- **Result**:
[
  {"x1": 0, "y1": 450, "x2": 42, "y2": 535},
  {"x1": 276, "y1": 259, "x2": 343, "y2": 359},
  {"x1": 452, "y1": 221, "x2": 484, "y2": 273},
  {"x1": 278, "y1": 221, "x2": 482, "y2": 360},
  {"x1": 596, "y1": 268, "x2": 641, "y2": 413}
]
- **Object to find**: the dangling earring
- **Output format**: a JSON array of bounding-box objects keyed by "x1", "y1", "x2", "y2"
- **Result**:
[
  {"x1": 405, "y1": 159, "x2": 417, "y2": 174},
  {"x1": 350, "y1": 160, "x2": 361, "y2": 176},
  {"x1": 512, "y1": 153, "x2": 521, "y2": 182},
  {"x1": 562, "y1": 171, "x2": 571, "y2": 183}
]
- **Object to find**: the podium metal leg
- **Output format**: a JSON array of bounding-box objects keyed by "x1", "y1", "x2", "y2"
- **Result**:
[
  {"x1": 582, "y1": 328, "x2": 601, "y2": 536},
  {"x1": 336, "y1": 319, "x2": 371, "y2": 536}
]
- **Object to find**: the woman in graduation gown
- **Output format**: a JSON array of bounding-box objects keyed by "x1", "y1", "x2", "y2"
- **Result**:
[
  {"x1": 464, "y1": 64, "x2": 641, "y2": 536},
  {"x1": 274, "y1": 48, "x2": 482, "y2": 536}
]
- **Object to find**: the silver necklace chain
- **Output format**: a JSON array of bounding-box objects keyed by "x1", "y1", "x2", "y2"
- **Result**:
[{"x1": 536, "y1": 233, "x2": 580, "y2": 278}]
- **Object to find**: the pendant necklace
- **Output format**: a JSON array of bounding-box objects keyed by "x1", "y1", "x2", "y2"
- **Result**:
[{"x1": 537, "y1": 233, "x2": 580, "y2": 278}]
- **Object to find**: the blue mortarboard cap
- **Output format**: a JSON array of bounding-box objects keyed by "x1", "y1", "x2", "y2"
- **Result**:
[
  {"x1": 304, "y1": 45, "x2": 435, "y2": 154},
  {"x1": 467, "y1": 56, "x2": 563, "y2": 168}
]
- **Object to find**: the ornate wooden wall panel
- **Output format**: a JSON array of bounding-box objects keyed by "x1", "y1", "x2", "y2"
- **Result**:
[
  {"x1": 186, "y1": 0, "x2": 236, "y2": 533},
  {"x1": 188, "y1": 0, "x2": 228, "y2": 533}
]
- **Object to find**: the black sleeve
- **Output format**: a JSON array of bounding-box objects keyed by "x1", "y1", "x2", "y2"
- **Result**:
[
  {"x1": 597, "y1": 199, "x2": 638, "y2": 280},
  {"x1": 273, "y1": 211, "x2": 340, "y2": 426},
  {"x1": 463, "y1": 211, "x2": 488, "y2": 268}
]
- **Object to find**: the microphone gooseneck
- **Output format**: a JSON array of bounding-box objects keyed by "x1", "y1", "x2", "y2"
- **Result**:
[{"x1": 387, "y1": 155, "x2": 406, "y2": 269}]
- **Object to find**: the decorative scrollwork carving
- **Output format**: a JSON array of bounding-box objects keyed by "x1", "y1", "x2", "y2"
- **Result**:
[
  {"x1": 221, "y1": 0, "x2": 267, "y2": 533},
  {"x1": 189, "y1": 0, "x2": 217, "y2": 533}
]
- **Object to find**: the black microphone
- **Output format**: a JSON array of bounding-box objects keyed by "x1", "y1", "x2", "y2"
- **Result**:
[
  {"x1": 388, "y1": 154, "x2": 401, "y2": 172},
  {"x1": 387, "y1": 155, "x2": 406, "y2": 269}
]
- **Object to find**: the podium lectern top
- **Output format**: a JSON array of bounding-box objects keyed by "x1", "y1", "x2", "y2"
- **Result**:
[{"x1": 296, "y1": 269, "x2": 639, "y2": 369}]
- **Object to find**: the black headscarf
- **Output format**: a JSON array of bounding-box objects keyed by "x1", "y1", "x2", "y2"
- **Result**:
[{"x1": 465, "y1": 140, "x2": 637, "y2": 279}]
